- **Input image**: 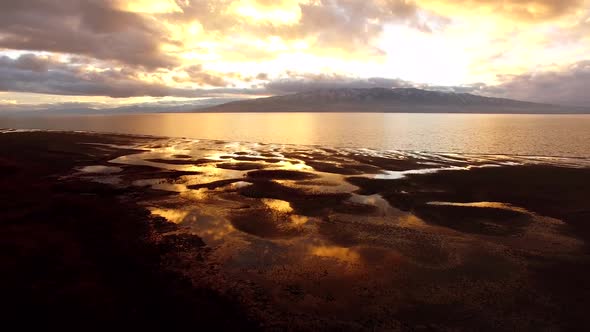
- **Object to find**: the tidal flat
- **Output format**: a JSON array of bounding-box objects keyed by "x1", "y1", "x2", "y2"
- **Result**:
[{"x1": 1, "y1": 130, "x2": 589, "y2": 331}]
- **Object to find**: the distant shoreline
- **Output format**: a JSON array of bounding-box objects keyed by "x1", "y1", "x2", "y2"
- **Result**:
[
  {"x1": 2, "y1": 127, "x2": 590, "y2": 163},
  {"x1": 2, "y1": 112, "x2": 590, "y2": 158},
  {"x1": 2, "y1": 110, "x2": 590, "y2": 116}
]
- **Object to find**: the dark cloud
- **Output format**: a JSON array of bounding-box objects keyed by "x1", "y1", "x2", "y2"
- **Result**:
[
  {"x1": 256, "y1": 73, "x2": 269, "y2": 80},
  {"x1": 264, "y1": 73, "x2": 413, "y2": 94},
  {"x1": 481, "y1": 60, "x2": 590, "y2": 106},
  {"x1": 0, "y1": 54, "x2": 255, "y2": 98},
  {"x1": 12, "y1": 53, "x2": 53, "y2": 72},
  {"x1": 0, "y1": 0, "x2": 177, "y2": 68},
  {"x1": 0, "y1": 54, "x2": 174, "y2": 97},
  {"x1": 263, "y1": 73, "x2": 492, "y2": 97},
  {"x1": 172, "y1": 65, "x2": 229, "y2": 87}
]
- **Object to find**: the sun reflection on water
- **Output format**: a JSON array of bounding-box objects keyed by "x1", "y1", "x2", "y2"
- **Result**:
[
  {"x1": 150, "y1": 207, "x2": 189, "y2": 224},
  {"x1": 310, "y1": 245, "x2": 361, "y2": 264},
  {"x1": 87, "y1": 137, "x2": 585, "y2": 284},
  {"x1": 262, "y1": 198, "x2": 293, "y2": 213}
]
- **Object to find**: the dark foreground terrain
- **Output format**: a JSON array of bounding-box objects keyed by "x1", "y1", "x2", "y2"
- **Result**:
[
  {"x1": 1, "y1": 131, "x2": 589, "y2": 331},
  {"x1": 0, "y1": 132, "x2": 254, "y2": 330}
]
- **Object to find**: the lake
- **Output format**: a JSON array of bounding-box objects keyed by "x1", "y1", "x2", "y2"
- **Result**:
[{"x1": 1, "y1": 113, "x2": 590, "y2": 157}]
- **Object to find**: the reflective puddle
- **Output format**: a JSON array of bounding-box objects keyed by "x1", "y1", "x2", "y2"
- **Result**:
[{"x1": 73, "y1": 136, "x2": 587, "y2": 326}]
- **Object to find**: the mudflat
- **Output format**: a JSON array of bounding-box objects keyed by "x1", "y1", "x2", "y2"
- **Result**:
[{"x1": 1, "y1": 130, "x2": 589, "y2": 331}]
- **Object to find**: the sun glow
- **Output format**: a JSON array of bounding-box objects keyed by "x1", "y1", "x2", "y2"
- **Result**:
[
  {"x1": 229, "y1": 0, "x2": 302, "y2": 25},
  {"x1": 1, "y1": 0, "x2": 590, "y2": 107}
]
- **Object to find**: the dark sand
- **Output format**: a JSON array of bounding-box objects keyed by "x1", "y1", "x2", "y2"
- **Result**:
[
  {"x1": 1, "y1": 131, "x2": 589, "y2": 331},
  {"x1": 0, "y1": 132, "x2": 253, "y2": 330}
]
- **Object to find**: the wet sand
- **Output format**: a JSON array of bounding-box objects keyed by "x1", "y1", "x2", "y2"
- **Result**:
[{"x1": 1, "y1": 130, "x2": 589, "y2": 331}]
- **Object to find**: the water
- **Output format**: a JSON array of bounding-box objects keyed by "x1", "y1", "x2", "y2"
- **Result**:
[
  {"x1": 72, "y1": 135, "x2": 584, "y2": 327},
  {"x1": 1, "y1": 113, "x2": 590, "y2": 157}
]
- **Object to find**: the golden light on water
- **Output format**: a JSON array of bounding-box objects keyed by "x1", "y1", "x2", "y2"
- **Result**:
[
  {"x1": 310, "y1": 245, "x2": 361, "y2": 263},
  {"x1": 262, "y1": 199, "x2": 294, "y2": 213},
  {"x1": 150, "y1": 207, "x2": 189, "y2": 224}
]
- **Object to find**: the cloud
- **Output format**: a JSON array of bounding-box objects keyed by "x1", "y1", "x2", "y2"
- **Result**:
[
  {"x1": 0, "y1": 0, "x2": 177, "y2": 68},
  {"x1": 172, "y1": 65, "x2": 229, "y2": 87},
  {"x1": 256, "y1": 73, "x2": 269, "y2": 80},
  {"x1": 0, "y1": 0, "x2": 588, "y2": 110},
  {"x1": 481, "y1": 60, "x2": 590, "y2": 106},
  {"x1": 263, "y1": 73, "x2": 490, "y2": 96},
  {"x1": 0, "y1": 54, "x2": 256, "y2": 98},
  {"x1": 159, "y1": 0, "x2": 449, "y2": 60},
  {"x1": 419, "y1": 0, "x2": 584, "y2": 21},
  {"x1": 255, "y1": 65, "x2": 590, "y2": 108},
  {"x1": 0, "y1": 54, "x2": 177, "y2": 97},
  {"x1": 546, "y1": 9, "x2": 590, "y2": 44},
  {"x1": 4, "y1": 53, "x2": 589, "y2": 108},
  {"x1": 12, "y1": 53, "x2": 54, "y2": 72},
  {"x1": 264, "y1": 73, "x2": 414, "y2": 94},
  {"x1": 267, "y1": 0, "x2": 449, "y2": 54},
  {"x1": 0, "y1": 0, "x2": 452, "y2": 74}
]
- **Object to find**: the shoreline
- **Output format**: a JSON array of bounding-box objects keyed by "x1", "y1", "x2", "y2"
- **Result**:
[
  {"x1": 1, "y1": 130, "x2": 590, "y2": 330},
  {"x1": 2, "y1": 111, "x2": 590, "y2": 158},
  {"x1": 3, "y1": 127, "x2": 590, "y2": 162}
]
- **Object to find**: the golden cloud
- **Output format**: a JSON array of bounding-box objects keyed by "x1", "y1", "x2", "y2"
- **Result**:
[
  {"x1": 0, "y1": 0, "x2": 589, "y2": 106},
  {"x1": 417, "y1": 0, "x2": 584, "y2": 21}
]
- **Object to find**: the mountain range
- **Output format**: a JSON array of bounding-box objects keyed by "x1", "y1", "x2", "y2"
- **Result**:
[
  {"x1": 3, "y1": 88, "x2": 588, "y2": 115},
  {"x1": 199, "y1": 87, "x2": 588, "y2": 114}
]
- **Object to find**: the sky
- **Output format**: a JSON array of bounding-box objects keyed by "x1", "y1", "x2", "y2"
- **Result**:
[{"x1": 1, "y1": 0, "x2": 590, "y2": 112}]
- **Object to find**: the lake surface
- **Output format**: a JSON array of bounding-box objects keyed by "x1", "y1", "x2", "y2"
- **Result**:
[{"x1": 1, "y1": 113, "x2": 590, "y2": 157}]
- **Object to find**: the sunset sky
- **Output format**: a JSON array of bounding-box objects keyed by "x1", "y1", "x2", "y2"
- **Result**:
[{"x1": 1, "y1": 0, "x2": 589, "y2": 111}]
